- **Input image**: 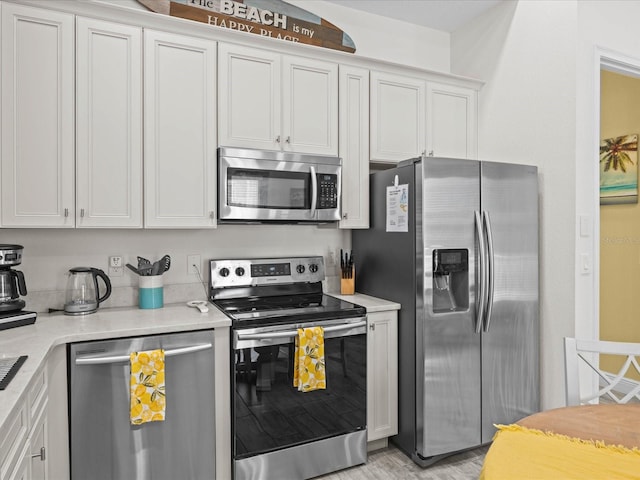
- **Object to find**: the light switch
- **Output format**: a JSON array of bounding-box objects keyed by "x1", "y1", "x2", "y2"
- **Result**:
[{"x1": 580, "y1": 215, "x2": 592, "y2": 238}]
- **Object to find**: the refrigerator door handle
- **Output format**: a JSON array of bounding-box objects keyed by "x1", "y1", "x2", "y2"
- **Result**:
[
  {"x1": 474, "y1": 211, "x2": 487, "y2": 334},
  {"x1": 482, "y1": 211, "x2": 496, "y2": 332}
]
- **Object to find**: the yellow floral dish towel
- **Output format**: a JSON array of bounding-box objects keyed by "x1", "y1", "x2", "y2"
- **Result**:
[
  {"x1": 293, "y1": 327, "x2": 326, "y2": 392},
  {"x1": 130, "y1": 349, "x2": 166, "y2": 425}
]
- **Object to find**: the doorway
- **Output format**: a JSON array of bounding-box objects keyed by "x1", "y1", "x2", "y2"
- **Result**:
[{"x1": 599, "y1": 58, "x2": 640, "y2": 380}]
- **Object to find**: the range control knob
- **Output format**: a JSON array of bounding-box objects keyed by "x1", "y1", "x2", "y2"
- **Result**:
[
  {"x1": 296, "y1": 265, "x2": 306, "y2": 274},
  {"x1": 309, "y1": 263, "x2": 318, "y2": 273},
  {"x1": 235, "y1": 267, "x2": 245, "y2": 277},
  {"x1": 219, "y1": 267, "x2": 230, "y2": 277}
]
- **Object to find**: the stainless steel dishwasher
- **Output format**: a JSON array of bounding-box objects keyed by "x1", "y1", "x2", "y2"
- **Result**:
[{"x1": 69, "y1": 330, "x2": 216, "y2": 480}]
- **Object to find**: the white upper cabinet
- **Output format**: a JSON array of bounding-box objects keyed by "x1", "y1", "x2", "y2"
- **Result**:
[
  {"x1": 426, "y1": 82, "x2": 478, "y2": 159},
  {"x1": 339, "y1": 65, "x2": 369, "y2": 229},
  {"x1": 76, "y1": 17, "x2": 143, "y2": 228},
  {"x1": 218, "y1": 43, "x2": 338, "y2": 155},
  {"x1": 1, "y1": 3, "x2": 75, "y2": 227},
  {"x1": 144, "y1": 29, "x2": 217, "y2": 228},
  {"x1": 370, "y1": 71, "x2": 425, "y2": 163}
]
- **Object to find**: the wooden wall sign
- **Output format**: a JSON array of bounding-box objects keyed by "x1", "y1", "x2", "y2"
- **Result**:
[{"x1": 137, "y1": 0, "x2": 356, "y2": 53}]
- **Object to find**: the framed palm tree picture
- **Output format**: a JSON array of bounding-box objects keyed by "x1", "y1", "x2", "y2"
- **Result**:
[{"x1": 600, "y1": 134, "x2": 638, "y2": 204}]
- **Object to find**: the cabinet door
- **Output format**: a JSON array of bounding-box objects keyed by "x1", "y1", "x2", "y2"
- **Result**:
[
  {"x1": 338, "y1": 65, "x2": 369, "y2": 229},
  {"x1": 1, "y1": 3, "x2": 74, "y2": 227},
  {"x1": 218, "y1": 43, "x2": 281, "y2": 151},
  {"x1": 29, "y1": 407, "x2": 47, "y2": 480},
  {"x1": 76, "y1": 17, "x2": 143, "y2": 228},
  {"x1": 370, "y1": 71, "x2": 425, "y2": 163},
  {"x1": 426, "y1": 82, "x2": 478, "y2": 159},
  {"x1": 282, "y1": 55, "x2": 338, "y2": 155},
  {"x1": 144, "y1": 30, "x2": 217, "y2": 228},
  {"x1": 367, "y1": 311, "x2": 398, "y2": 442},
  {"x1": 6, "y1": 443, "x2": 30, "y2": 480}
]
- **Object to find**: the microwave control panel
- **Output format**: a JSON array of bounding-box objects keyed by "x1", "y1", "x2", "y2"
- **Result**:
[{"x1": 317, "y1": 174, "x2": 338, "y2": 209}]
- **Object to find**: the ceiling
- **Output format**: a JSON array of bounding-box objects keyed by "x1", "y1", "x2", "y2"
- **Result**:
[{"x1": 323, "y1": 0, "x2": 504, "y2": 32}]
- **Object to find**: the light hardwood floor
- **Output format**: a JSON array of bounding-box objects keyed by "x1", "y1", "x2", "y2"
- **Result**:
[{"x1": 318, "y1": 444, "x2": 488, "y2": 480}]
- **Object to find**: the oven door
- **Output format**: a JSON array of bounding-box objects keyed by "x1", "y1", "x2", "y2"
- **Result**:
[
  {"x1": 218, "y1": 148, "x2": 341, "y2": 223},
  {"x1": 232, "y1": 317, "x2": 367, "y2": 462}
]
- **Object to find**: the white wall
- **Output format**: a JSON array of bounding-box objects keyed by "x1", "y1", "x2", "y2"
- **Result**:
[
  {"x1": 99, "y1": 0, "x2": 451, "y2": 72},
  {"x1": 451, "y1": 0, "x2": 579, "y2": 409},
  {"x1": 4, "y1": 226, "x2": 349, "y2": 311}
]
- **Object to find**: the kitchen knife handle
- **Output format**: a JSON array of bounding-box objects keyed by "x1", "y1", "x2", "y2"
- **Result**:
[
  {"x1": 482, "y1": 211, "x2": 495, "y2": 333},
  {"x1": 474, "y1": 211, "x2": 487, "y2": 334}
]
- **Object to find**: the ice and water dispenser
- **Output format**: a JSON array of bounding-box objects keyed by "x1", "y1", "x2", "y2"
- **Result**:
[{"x1": 432, "y1": 249, "x2": 469, "y2": 313}]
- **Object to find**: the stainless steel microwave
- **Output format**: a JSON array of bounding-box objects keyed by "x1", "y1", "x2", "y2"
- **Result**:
[{"x1": 218, "y1": 147, "x2": 342, "y2": 223}]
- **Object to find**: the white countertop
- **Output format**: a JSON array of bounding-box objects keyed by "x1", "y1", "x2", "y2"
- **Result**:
[
  {"x1": 0, "y1": 303, "x2": 231, "y2": 433},
  {"x1": 328, "y1": 292, "x2": 401, "y2": 312}
]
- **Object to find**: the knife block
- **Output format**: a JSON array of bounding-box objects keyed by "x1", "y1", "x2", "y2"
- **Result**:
[{"x1": 340, "y1": 268, "x2": 355, "y2": 295}]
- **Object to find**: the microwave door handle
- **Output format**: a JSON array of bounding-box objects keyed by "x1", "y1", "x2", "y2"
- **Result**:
[{"x1": 310, "y1": 165, "x2": 317, "y2": 217}]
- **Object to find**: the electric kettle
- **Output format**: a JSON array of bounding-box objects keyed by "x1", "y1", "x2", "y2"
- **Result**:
[{"x1": 64, "y1": 267, "x2": 112, "y2": 315}]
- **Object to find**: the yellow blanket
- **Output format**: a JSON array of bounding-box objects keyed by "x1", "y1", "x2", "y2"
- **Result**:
[
  {"x1": 293, "y1": 327, "x2": 326, "y2": 392},
  {"x1": 130, "y1": 349, "x2": 166, "y2": 425},
  {"x1": 480, "y1": 424, "x2": 640, "y2": 480}
]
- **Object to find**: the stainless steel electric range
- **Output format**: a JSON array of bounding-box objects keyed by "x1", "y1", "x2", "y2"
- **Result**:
[{"x1": 209, "y1": 256, "x2": 367, "y2": 480}]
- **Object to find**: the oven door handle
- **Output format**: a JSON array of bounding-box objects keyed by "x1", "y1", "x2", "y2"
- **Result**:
[{"x1": 236, "y1": 320, "x2": 367, "y2": 341}]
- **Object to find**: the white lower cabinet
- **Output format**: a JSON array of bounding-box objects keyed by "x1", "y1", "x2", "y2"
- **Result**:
[
  {"x1": 367, "y1": 310, "x2": 398, "y2": 443},
  {"x1": 0, "y1": 365, "x2": 48, "y2": 480}
]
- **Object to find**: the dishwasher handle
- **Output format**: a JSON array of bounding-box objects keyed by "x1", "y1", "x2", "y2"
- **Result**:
[{"x1": 74, "y1": 342, "x2": 213, "y2": 365}]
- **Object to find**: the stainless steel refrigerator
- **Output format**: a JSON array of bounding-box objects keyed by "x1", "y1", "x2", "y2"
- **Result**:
[{"x1": 353, "y1": 156, "x2": 539, "y2": 466}]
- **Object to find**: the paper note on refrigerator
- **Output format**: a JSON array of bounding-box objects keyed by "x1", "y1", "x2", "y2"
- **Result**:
[{"x1": 386, "y1": 184, "x2": 409, "y2": 232}]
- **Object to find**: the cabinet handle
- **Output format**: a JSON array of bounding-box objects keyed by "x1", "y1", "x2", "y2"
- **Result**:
[
  {"x1": 80, "y1": 208, "x2": 85, "y2": 218},
  {"x1": 31, "y1": 447, "x2": 45, "y2": 461},
  {"x1": 276, "y1": 135, "x2": 281, "y2": 143},
  {"x1": 342, "y1": 213, "x2": 348, "y2": 220},
  {"x1": 64, "y1": 208, "x2": 69, "y2": 218},
  {"x1": 285, "y1": 136, "x2": 290, "y2": 144},
  {"x1": 209, "y1": 211, "x2": 215, "y2": 219},
  {"x1": 428, "y1": 150, "x2": 434, "y2": 156},
  {"x1": 370, "y1": 323, "x2": 375, "y2": 331}
]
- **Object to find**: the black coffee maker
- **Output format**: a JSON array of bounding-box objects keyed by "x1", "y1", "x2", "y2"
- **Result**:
[{"x1": 0, "y1": 244, "x2": 27, "y2": 312}]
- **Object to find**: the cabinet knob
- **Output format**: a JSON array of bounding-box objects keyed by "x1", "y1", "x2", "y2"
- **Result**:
[
  {"x1": 31, "y1": 447, "x2": 45, "y2": 461},
  {"x1": 276, "y1": 135, "x2": 281, "y2": 143}
]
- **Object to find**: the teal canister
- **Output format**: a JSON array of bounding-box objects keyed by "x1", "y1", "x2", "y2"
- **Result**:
[{"x1": 139, "y1": 275, "x2": 163, "y2": 309}]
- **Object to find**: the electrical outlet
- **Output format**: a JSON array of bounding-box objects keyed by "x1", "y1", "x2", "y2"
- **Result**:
[
  {"x1": 109, "y1": 256, "x2": 124, "y2": 277},
  {"x1": 187, "y1": 255, "x2": 201, "y2": 275},
  {"x1": 109, "y1": 256, "x2": 123, "y2": 268}
]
